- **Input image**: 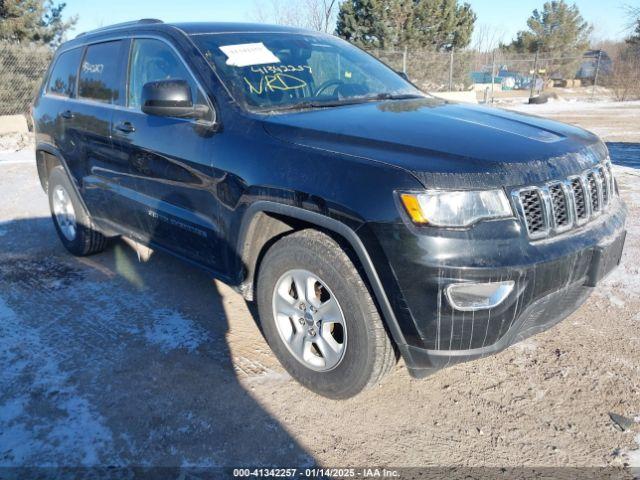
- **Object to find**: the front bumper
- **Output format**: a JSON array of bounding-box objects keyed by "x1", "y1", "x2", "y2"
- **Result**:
[{"x1": 371, "y1": 197, "x2": 627, "y2": 378}]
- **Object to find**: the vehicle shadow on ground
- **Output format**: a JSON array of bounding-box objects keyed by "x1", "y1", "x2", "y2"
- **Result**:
[
  {"x1": 606, "y1": 142, "x2": 640, "y2": 170},
  {"x1": 0, "y1": 216, "x2": 314, "y2": 472}
]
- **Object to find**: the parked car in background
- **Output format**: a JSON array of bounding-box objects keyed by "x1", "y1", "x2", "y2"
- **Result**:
[
  {"x1": 33, "y1": 20, "x2": 627, "y2": 398},
  {"x1": 576, "y1": 49, "x2": 613, "y2": 84}
]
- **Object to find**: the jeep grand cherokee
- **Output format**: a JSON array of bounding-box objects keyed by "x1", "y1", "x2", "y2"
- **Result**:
[{"x1": 33, "y1": 20, "x2": 627, "y2": 399}]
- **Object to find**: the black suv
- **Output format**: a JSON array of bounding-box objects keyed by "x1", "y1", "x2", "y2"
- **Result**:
[{"x1": 33, "y1": 20, "x2": 627, "y2": 399}]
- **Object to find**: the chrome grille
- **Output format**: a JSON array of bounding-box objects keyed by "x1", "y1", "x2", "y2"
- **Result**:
[
  {"x1": 549, "y1": 183, "x2": 569, "y2": 228},
  {"x1": 514, "y1": 161, "x2": 616, "y2": 240},
  {"x1": 587, "y1": 172, "x2": 600, "y2": 212},
  {"x1": 519, "y1": 189, "x2": 545, "y2": 235},
  {"x1": 596, "y1": 167, "x2": 609, "y2": 205},
  {"x1": 571, "y1": 178, "x2": 588, "y2": 220},
  {"x1": 604, "y1": 162, "x2": 615, "y2": 195}
]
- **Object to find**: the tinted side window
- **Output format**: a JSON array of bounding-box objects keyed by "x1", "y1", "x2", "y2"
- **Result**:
[
  {"x1": 128, "y1": 38, "x2": 209, "y2": 115},
  {"x1": 78, "y1": 41, "x2": 123, "y2": 104},
  {"x1": 47, "y1": 48, "x2": 82, "y2": 97}
]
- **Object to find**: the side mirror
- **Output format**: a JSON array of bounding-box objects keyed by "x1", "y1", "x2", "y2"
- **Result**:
[
  {"x1": 141, "y1": 79, "x2": 209, "y2": 120},
  {"x1": 397, "y1": 71, "x2": 409, "y2": 81}
]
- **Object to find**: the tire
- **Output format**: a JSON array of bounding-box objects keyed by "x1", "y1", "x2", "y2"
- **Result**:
[
  {"x1": 528, "y1": 95, "x2": 548, "y2": 104},
  {"x1": 257, "y1": 229, "x2": 397, "y2": 399},
  {"x1": 48, "y1": 166, "x2": 108, "y2": 256}
]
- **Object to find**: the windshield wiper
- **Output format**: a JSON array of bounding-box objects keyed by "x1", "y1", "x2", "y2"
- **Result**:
[
  {"x1": 264, "y1": 98, "x2": 372, "y2": 112},
  {"x1": 366, "y1": 93, "x2": 425, "y2": 101},
  {"x1": 262, "y1": 93, "x2": 425, "y2": 113}
]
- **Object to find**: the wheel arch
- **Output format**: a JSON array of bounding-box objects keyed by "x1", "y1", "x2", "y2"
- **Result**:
[
  {"x1": 237, "y1": 201, "x2": 407, "y2": 349},
  {"x1": 36, "y1": 143, "x2": 92, "y2": 217},
  {"x1": 35, "y1": 145, "x2": 63, "y2": 193}
]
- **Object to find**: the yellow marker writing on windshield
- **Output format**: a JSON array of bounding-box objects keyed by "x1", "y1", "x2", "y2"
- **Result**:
[{"x1": 244, "y1": 73, "x2": 308, "y2": 95}]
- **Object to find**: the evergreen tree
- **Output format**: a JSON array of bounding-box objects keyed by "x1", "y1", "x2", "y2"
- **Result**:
[
  {"x1": 0, "y1": 0, "x2": 77, "y2": 46},
  {"x1": 502, "y1": 1, "x2": 592, "y2": 55},
  {"x1": 627, "y1": 17, "x2": 640, "y2": 51},
  {"x1": 335, "y1": 0, "x2": 476, "y2": 51},
  {"x1": 411, "y1": 0, "x2": 475, "y2": 51}
]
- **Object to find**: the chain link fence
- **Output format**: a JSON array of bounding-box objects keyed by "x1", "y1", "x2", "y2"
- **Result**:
[
  {"x1": 369, "y1": 48, "x2": 599, "y2": 96},
  {"x1": 0, "y1": 42, "x2": 52, "y2": 116}
]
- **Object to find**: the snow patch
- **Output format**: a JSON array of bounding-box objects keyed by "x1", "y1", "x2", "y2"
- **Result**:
[
  {"x1": 627, "y1": 433, "x2": 640, "y2": 477},
  {"x1": 0, "y1": 133, "x2": 33, "y2": 154},
  {"x1": 609, "y1": 296, "x2": 625, "y2": 307},
  {"x1": 505, "y1": 100, "x2": 640, "y2": 115},
  {"x1": 596, "y1": 166, "x2": 640, "y2": 300},
  {"x1": 614, "y1": 165, "x2": 640, "y2": 176},
  {"x1": 513, "y1": 338, "x2": 538, "y2": 353},
  {"x1": 62, "y1": 281, "x2": 209, "y2": 354},
  {"x1": 142, "y1": 308, "x2": 209, "y2": 353},
  {"x1": 0, "y1": 295, "x2": 113, "y2": 466},
  {"x1": 245, "y1": 370, "x2": 292, "y2": 386}
]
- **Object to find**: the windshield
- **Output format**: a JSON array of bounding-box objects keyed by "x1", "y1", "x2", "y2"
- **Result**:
[{"x1": 191, "y1": 32, "x2": 423, "y2": 112}]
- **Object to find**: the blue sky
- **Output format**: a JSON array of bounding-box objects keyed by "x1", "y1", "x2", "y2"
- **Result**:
[{"x1": 62, "y1": 0, "x2": 637, "y2": 43}]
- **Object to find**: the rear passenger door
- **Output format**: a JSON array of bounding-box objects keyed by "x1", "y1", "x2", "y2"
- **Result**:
[
  {"x1": 111, "y1": 37, "x2": 222, "y2": 269},
  {"x1": 38, "y1": 47, "x2": 84, "y2": 183}
]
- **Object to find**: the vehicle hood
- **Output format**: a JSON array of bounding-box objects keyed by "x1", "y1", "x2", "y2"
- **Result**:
[{"x1": 261, "y1": 97, "x2": 606, "y2": 189}]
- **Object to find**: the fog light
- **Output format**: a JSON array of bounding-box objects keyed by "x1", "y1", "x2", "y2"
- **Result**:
[{"x1": 445, "y1": 281, "x2": 515, "y2": 311}]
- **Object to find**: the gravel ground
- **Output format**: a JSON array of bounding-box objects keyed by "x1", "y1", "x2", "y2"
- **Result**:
[{"x1": 0, "y1": 102, "x2": 639, "y2": 477}]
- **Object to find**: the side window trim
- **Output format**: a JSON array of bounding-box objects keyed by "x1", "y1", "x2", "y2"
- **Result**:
[
  {"x1": 124, "y1": 39, "x2": 134, "y2": 111},
  {"x1": 114, "y1": 39, "x2": 130, "y2": 107},
  {"x1": 73, "y1": 46, "x2": 86, "y2": 99},
  {"x1": 126, "y1": 35, "x2": 217, "y2": 126},
  {"x1": 77, "y1": 45, "x2": 90, "y2": 100}
]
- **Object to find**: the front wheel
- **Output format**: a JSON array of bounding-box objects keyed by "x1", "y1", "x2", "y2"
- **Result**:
[{"x1": 257, "y1": 229, "x2": 397, "y2": 399}]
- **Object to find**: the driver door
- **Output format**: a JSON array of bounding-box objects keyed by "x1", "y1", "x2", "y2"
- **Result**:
[{"x1": 111, "y1": 37, "x2": 223, "y2": 270}]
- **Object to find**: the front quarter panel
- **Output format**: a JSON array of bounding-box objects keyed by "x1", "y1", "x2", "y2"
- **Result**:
[
  {"x1": 215, "y1": 114, "x2": 424, "y2": 236},
  {"x1": 212, "y1": 114, "x2": 426, "y2": 345}
]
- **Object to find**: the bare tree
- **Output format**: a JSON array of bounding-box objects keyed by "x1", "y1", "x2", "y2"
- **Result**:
[
  {"x1": 471, "y1": 23, "x2": 506, "y2": 53},
  {"x1": 303, "y1": 0, "x2": 338, "y2": 33},
  {"x1": 625, "y1": 4, "x2": 640, "y2": 31},
  {"x1": 251, "y1": 0, "x2": 303, "y2": 27},
  {"x1": 251, "y1": 0, "x2": 339, "y2": 32},
  {"x1": 603, "y1": 41, "x2": 640, "y2": 101}
]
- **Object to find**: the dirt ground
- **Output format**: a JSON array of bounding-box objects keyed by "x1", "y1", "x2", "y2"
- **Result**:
[{"x1": 1, "y1": 101, "x2": 639, "y2": 476}]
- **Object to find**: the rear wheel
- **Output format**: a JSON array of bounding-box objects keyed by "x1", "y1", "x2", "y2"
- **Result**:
[
  {"x1": 257, "y1": 229, "x2": 396, "y2": 399},
  {"x1": 48, "y1": 166, "x2": 107, "y2": 256}
]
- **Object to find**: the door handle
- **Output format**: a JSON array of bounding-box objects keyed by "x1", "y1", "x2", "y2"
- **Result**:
[
  {"x1": 115, "y1": 122, "x2": 135, "y2": 134},
  {"x1": 61, "y1": 110, "x2": 74, "y2": 119}
]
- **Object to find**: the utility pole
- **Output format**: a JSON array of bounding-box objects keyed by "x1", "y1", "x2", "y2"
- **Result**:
[
  {"x1": 449, "y1": 48, "x2": 454, "y2": 91},
  {"x1": 592, "y1": 51, "x2": 602, "y2": 100},
  {"x1": 490, "y1": 50, "x2": 496, "y2": 104},
  {"x1": 402, "y1": 46, "x2": 408, "y2": 75},
  {"x1": 529, "y1": 48, "x2": 539, "y2": 101}
]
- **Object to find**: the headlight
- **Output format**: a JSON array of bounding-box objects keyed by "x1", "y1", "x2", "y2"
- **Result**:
[{"x1": 399, "y1": 189, "x2": 513, "y2": 227}]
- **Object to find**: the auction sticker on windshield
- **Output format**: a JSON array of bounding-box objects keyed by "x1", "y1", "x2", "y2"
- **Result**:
[{"x1": 219, "y1": 42, "x2": 280, "y2": 67}]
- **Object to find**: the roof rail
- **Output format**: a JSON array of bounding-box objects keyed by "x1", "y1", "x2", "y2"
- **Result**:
[{"x1": 76, "y1": 18, "x2": 163, "y2": 38}]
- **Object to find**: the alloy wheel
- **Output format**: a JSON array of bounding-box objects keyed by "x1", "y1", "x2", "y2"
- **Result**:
[
  {"x1": 272, "y1": 269, "x2": 347, "y2": 372},
  {"x1": 52, "y1": 185, "x2": 77, "y2": 241}
]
